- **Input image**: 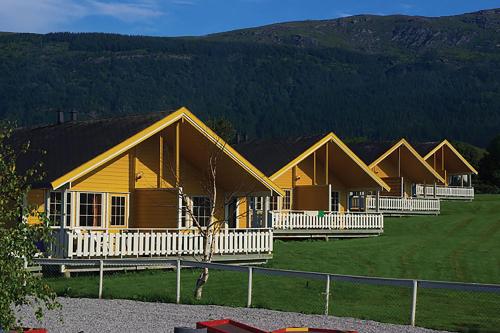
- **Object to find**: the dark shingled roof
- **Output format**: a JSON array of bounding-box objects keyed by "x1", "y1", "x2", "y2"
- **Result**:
[
  {"x1": 11, "y1": 111, "x2": 173, "y2": 187},
  {"x1": 348, "y1": 141, "x2": 399, "y2": 165},
  {"x1": 233, "y1": 134, "x2": 326, "y2": 176},
  {"x1": 413, "y1": 141, "x2": 441, "y2": 157}
]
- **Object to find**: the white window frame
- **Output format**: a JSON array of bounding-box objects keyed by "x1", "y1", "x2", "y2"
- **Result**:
[
  {"x1": 109, "y1": 194, "x2": 129, "y2": 228},
  {"x1": 180, "y1": 195, "x2": 212, "y2": 228},
  {"x1": 282, "y1": 189, "x2": 293, "y2": 210},
  {"x1": 47, "y1": 190, "x2": 73, "y2": 228},
  {"x1": 330, "y1": 190, "x2": 340, "y2": 212},
  {"x1": 75, "y1": 192, "x2": 106, "y2": 229}
]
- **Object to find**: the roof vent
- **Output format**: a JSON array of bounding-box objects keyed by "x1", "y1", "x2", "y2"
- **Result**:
[
  {"x1": 57, "y1": 110, "x2": 64, "y2": 124},
  {"x1": 70, "y1": 110, "x2": 78, "y2": 122}
]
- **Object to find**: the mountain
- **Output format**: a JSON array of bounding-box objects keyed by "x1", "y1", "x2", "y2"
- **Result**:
[{"x1": 1, "y1": 9, "x2": 500, "y2": 146}]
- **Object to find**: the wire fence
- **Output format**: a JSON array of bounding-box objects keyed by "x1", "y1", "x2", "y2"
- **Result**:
[{"x1": 34, "y1": 258, "x2": 500, "y2": 333}]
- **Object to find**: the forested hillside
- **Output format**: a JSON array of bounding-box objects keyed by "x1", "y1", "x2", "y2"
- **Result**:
[{"x1": 1, "y1": 9, "x2": 500, "y2": 146}]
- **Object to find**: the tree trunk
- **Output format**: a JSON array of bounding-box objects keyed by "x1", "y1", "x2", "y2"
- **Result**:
[
  {"x1": 194, "y1": 230, "x2": 214, "y2": 300},
  {"x1": 194, "y1": 267, "x2": 209, "y2": 300}
]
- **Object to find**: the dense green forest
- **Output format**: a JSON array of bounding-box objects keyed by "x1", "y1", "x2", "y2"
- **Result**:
[{"x1": 1, "y1": 9, "x2": 500, "y2": 146}]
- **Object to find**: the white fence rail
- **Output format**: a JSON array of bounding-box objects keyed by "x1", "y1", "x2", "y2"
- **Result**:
[
  {"x1": 270, "y1": 211, "x2": 383, "y2": 230},
  {"x1": 366, "y1": 196, "x2": 440, "y2": 214},
  {"x1": 52, "y1": 228, "x2": 273, "y2": 258},
  {"x1": 415, "y1": 184, "x2": 474, "y2": 199},
  {"x1": 33, "y1": 258, "x2": 500, "y2": 328}
]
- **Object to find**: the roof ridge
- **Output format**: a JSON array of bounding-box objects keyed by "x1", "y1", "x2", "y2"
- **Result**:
[{"x1": 15, "y1": 109, "x2": 175, "y2": 132}]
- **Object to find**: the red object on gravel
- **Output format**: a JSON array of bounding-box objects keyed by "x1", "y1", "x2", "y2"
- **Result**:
[{"x1": 197, "y1": 319, "x2": 357, "y2": 333}]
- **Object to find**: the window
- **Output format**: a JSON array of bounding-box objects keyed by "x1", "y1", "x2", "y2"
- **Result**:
[
  {"x1": 253, "y1": 197, "x2": 264, "y2": 211},
  {"x1": 48, "y1": 191, "x2": 72, "y2": 227},
  {"x1": 282, "y1": 189, "x2": 292, "y2": 210},
  {"x1": 269, "y1": 196, "x2": 279, "y2": 211},
  {"x1": 191, "y1": 196, "x2": 211, "y2": 227},
  {"x1": 330, "y1": 191, "x2": 339, "y2": 212},
  {"x1": 110, "y1": 195, "x2": 126, "y2": 226},
  {"x1": 48, "y1": 192, "x2": 62, "y2": 226},
  {"x1": 78, "y1": 193, "x2": 103, "y2": 227}
]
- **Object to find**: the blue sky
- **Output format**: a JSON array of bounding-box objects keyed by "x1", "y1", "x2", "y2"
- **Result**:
[{"x1": 0, "y1": 0, "x2": 499, "y2": 36}]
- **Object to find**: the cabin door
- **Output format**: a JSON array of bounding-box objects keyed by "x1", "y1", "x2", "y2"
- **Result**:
[
  {"x1": 226, "y1": 198, "x2": 238, "y2": 228},
  {"x1": 249, "y1": 197, "x2": 264, "y2": 228}
]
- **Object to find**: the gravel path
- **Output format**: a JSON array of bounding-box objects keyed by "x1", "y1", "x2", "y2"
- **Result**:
[{"x1": 17, "y1": 297, "x2": 454, "y2": 333}]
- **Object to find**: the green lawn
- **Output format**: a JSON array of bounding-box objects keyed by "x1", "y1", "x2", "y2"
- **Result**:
[{"x1": 45, "y1": 195, "x2": 500, "y2": 332}]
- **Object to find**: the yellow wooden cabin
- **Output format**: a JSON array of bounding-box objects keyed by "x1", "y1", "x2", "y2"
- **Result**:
[
  {"x1": 235, "y1": 133, "x2": 390, "y2": 238},
  {"x1": 15, "y1": 107, "x2": 283, "y2": 263},
  {"x1": 414, "y1": 140, "x2": 478, "y2": 200},
  {"x1": 350, "y1": 139, "x2": 446, "y2": 215}
]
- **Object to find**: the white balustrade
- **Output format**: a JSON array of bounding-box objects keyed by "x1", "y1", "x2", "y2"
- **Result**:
[
  {"x1": 57, "y1": 228, "x2": 273, "y2": 259},
  {"x1": 271, "y1": 211, "x2": 383, "y2": 230},
  {"x1": 366, "y1": 195, "x2": 440, "y2": 213},
  {"x1": 415, "y1": 184, "x2": 474, "y2": 199}
]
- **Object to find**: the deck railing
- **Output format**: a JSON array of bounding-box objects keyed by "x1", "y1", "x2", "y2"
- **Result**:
[
  {"x1": 366, "y1": 195, "x2": 440, "y2": 214},
  {"x1": 51, "y1": 228, "x2": 273, "y2": 259},
  {"x1": 270, "y1": 210, "x2": 383, "y2": 230},
  {"x1": 415, "y1": 184, "x2": 474, "y2": 200}
]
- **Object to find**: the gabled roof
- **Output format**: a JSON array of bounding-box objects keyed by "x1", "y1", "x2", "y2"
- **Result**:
[
  {"x1": 413, "y1": 141, "x2": 441, "y2": 157},
  {"x1": 418, "y1": 140, "x2": 478, "y2": 175},
  {"x1": 235, "y1": 133, "x2": 390, "y2": 191},
  {"x1": 233, "y1": 135, "x2": 326, "y2": 176},
  {"x1": 350, "y1": 139, "x2": 446, "y2": 184},
  {"x1": 12, "y1": 107, "x2": 284, "y2": 195},
  {"x1": 348, "y1": 141, "x2": 397, "y2": 166}
]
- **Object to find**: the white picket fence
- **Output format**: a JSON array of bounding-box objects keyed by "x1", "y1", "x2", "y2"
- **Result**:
[
  {"x1": 415, "y1": 184, "x2": 474, "y2": 200},
  {"x1": 366, "y1": 196, "x2": 440, "y2": 214},
  {"x1": 270, "y1": 211, "x2": 383, "y2": 230},
  {"x1": 52, "y1": 228, "x2": 273, "y2": 258}
]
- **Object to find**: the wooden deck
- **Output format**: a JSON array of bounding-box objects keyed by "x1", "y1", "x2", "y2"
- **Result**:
[
  {"x1": 415, "y1": 184, "x2": 474, "y2": 200},
  {"x1": 366, "y1": 195, "x2": 440, "y2": 216},
  {"x1": 270, "y1": 211, "x2": 384, "y2": 238}
]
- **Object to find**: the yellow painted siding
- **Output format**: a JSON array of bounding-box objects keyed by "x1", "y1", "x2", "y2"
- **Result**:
[
  {"x1": 296, "y1": 158, "x2": 314, "y2": 186},
  {"x1": 27, "y1": 189, "x2": 45, "y2": 225},
  {"x1": 273, "y1": 168, "x2": 293, "y2": 188},
  {"x1": 72, "y1": 153, "x2": 130, "y2": 192},
  {"x1": 132, "y1": 189, "x2": 178, "y2": 228},
  {"x1": 237, "y1": 197, "x2": 248, "y2": 228},
  {"x1": 294, "y1": 185, "x2": 329, "y2": 211},
  {"x1": 338, "y1": 190, "x2": 347, "y2": 212},
  {"x1": 135, "y1": 135, "x2": 160, "y2": 189}
]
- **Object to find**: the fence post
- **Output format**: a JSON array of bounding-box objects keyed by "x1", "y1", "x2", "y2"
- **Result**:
[
  {"x1": 410, "y1": 280, "x2": 418, "y2": 326},
  {"x1": 325, "y1": 275, "x2": 330, "y2": 315},
  {"x1": 176, "y1": 259, "x2": 181, "y2": 304},
  {"x1": 98, "y1": 260, "x2": 104, "y2": 299},
  {"x1": 247, "y1": 266, "x2": 253, "y2": 308}
]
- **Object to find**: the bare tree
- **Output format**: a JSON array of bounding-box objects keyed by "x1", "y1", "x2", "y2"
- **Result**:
[{"x1": 166, "y1": 128, "x2": 260, "y2": 300}]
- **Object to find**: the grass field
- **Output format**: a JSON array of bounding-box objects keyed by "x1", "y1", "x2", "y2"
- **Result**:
[{"x1": 45, "y1": 195, "x2": 500, "y2": 333}]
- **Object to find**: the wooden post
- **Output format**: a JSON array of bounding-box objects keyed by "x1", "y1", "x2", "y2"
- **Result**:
[
  {"x1": 177, "y1": 187, "x2": 183, "y2": 228},
  {"x1": 469, "y1": 173, "x2": 473, "y2": 188},
  {"x1": 176, "y1": 259, "x2": 181, "y2": 304},
  {"x1": 400, "y1": 176, "x2": 404, "y2": 197},
  {"x1": 398, "y1": 147, "x2": 401, "y2": 177},
  {"x1": 99, "y1": 260, "x2": 104, "y2": 299},
  {"x1": 423, "y1": 181, "x2": 426, "y2": 198},
  {"x1": 158, "y1": 132, "x2": 164, "y2": 188},
  {"x1": 264, "y1": 197, "x2": 270, "y2": 228},
  {"x1": 324, "y1": 275, "x2": 330, "y2": 315},
  {"x1": 433, "y1": 182, "x2": 437, "y2": 198},
  {"x1": 410, "y1": 280, "x2": 418, "y2": 326},
  {"x1": 325, "y1": 143, "x2": 329, "y2": 185},
  {"x1": 376, "y1": 190, "x2": 380, "y2": 213},
  {"x1": 461, "y1": 174, "x2": 464, "y2": 188},
  {"x1": 247, "y1": 266, "x2": 253, "y2": 307},
  {"x1": 175, "y1": 121, "x2": 180, "y2": 187},
  {"x1": 313, "y1": 151, "x2": 317, "y2": 185}
]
